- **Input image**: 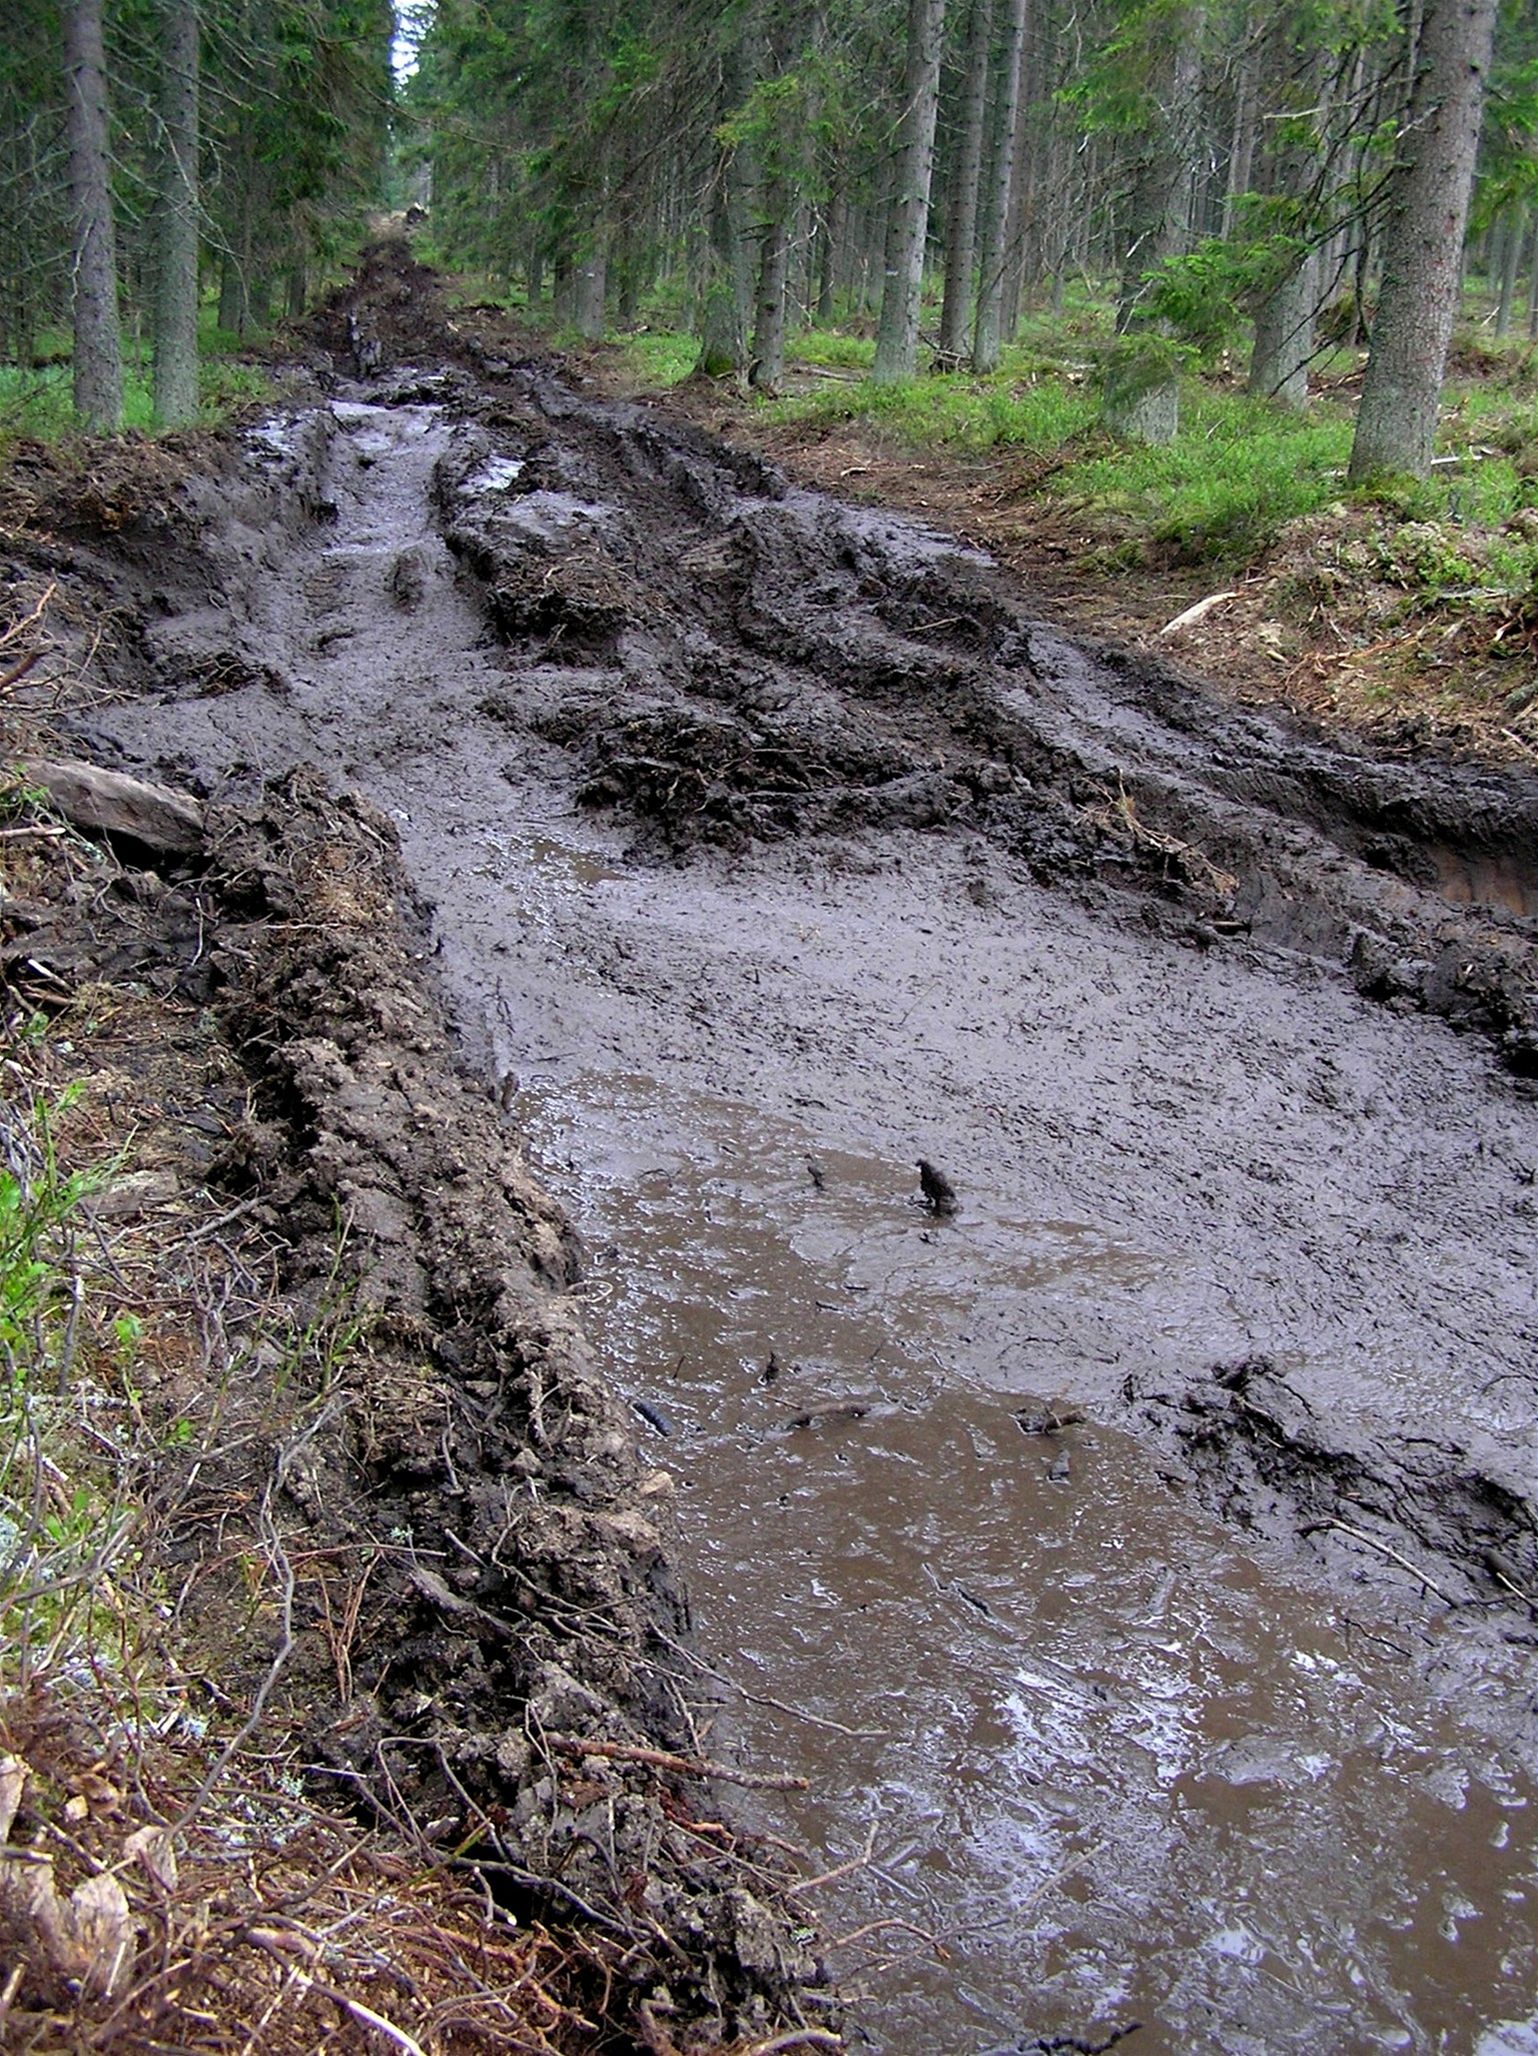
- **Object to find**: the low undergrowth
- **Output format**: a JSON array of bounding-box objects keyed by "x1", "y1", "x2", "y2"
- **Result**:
[{"x1": 0, "y1": 310, "x2": 274, "y2": 452}]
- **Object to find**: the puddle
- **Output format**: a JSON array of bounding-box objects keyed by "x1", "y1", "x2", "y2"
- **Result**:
[
  {"x1": 465, "y1": 454, "x2": 527, "y2": 492},
  {"x1": 518, "y1": 1070, "x2": 1538, "y2": 2054},
  {"x1": 476, "y1": 826, "x2": 626, "y2": 892}
]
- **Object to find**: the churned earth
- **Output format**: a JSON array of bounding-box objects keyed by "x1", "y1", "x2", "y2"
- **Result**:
[{"x1": 20, "y1": 243, "x2": 1538, "y2": 2053}]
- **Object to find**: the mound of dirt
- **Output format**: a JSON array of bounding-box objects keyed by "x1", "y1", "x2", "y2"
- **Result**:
[
  {"x1": 0, "y1": 747, "x2": 828, "y2": 2048},
  {"x1": 420, "y1": 361, "x2": 1538, "y2": 1064},
  {"x1": 1131, "y1": 1354, "x2": 1538, "y2": 1615},
  {"x1": 200, "y1": 769, "x2": 828, "y2": 2044}
]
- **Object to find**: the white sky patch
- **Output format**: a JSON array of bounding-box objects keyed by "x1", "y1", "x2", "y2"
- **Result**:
[{"x1": 393, "y1": 1, "x2": 432, "y2": 82}]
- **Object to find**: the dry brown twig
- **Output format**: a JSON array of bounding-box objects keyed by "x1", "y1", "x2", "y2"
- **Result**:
[
  {"x1": 1084, "y1": 775, "x2": 1238, "y2": 897},
  {"x1": 542, "y1": 1732, "x2": 810, "y2": 1793}
]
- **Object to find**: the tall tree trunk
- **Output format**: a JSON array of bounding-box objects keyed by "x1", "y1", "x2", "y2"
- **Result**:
[
  {"x1": 217, "y1": 122, "x2": 256, "y2": 335},
  {"x1": 696, "y1": 40, "x2": 759, "y2": 379},
  {"x1": 972, "y1": 0, "x2": 1028, "y2": 370},
  {"x1": 1247, "y1": 33, "x2": 1325, "y2": 408},
  {"x1": 153, "y1": 0, "x2": 200, "y2": 427},
  {"x1": 218, "y1": 257, "x2": 243, "y2": 333},
  {"x1": 1349, "y1": 0, "x2": 1498, "y2": 480},
  {"x1": 552, "y1": 252, "x2": 574, "y2": 324},
  {"x1": 1105, "y1": 20, "x2": 1201, "y2": 443},
  {"x1": 1114, "y1": 28, "x2": 1200, "y2": 330},
  {"x1": 573, "y1": 236, "x2": 607, "y2": 338},
  {"x1": 873, "y1": 0, "x2": 947, "y2": 383},
  {"x1": 817, "y1": 191, "x2": 842, "y2": 321},
  {"x1": 1497, "y1": 204, "x2": 1525, "y2": 336},
  {"x1": 1249, "y1": 250, "x2": 1317, "y2": 405},
  {"x1": 938, "y1": 0, "x2": 993, "y2": 361},
  {"x1": 64, "y1": 0, "x2": 123, "y2": 431},
  {"x1": 998, "y1": 5, "x2": 1038, "y2": 344},
  {"x1": 1221, "y1": 33, "x2": 1260, "y2": 238},
  {"x1": 751, "y1": 181, "x2": 793, "y2": 386}
]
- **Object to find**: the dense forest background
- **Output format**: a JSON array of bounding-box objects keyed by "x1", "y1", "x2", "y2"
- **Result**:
[
  {"x1": 4, "y1": 0, "x2": 1537, "y2": 480},
  {"x1": 3, "y1": 0, "x2": 393, "y2": 430}
]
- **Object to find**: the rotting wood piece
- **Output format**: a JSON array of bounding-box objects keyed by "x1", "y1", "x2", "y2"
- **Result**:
[{"x1": 21, "y1": 756, "x2": 206, "y2": 855}]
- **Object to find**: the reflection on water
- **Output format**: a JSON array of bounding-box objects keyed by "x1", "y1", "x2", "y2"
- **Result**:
[{"x1": 519, "y1": 1070, "x2": 1538, "y2": 2055}]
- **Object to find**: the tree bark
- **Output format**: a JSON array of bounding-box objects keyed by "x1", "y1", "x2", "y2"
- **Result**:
[
  {"x1": 218, "y1": 256, "x2": 245, "y2": 333},
  {"x1": 1349, "y1": 0, "x2": 1496, "y2": 480},
  {"x1": 938, "y1": 0, "x2": 993, "y2": 361},
  {"x1": 1221, "y1": 32, "x2": 1260, "y2": 238},
  {"x1": 64, "y1": 0, "x2": 124, "y2": 432},
  {"x1": 696, "y1": 38, "x2": 759, "y2": 379},
  {"x1": 153, "y1": 0, "x2": 200, "y2": 427},
  {"x1": 1497, "y1": 204, "x2": 1525, "y2": 336},
  {"x1": 751, "y1": 180, "x2": 793, "y2": 387},
  {"x1": 817, "y1": 191, "x2": 841, "y2": 321},
  {"x1": 1246, "y1": 33, "x2": 1325, "y2": 408},
  {"x1": 873, "y1": 0, "x2": 947, "y2": 383},
  {"x1": 1105, "y1": 19, "x2": 1201, "y2": 443},
  {"x1": 1249, "y1": 249, "x2": 1317, "y2": 405},
  {"x1": 573, "y1": 237, "x2": 607, "y2": 338},
  {"x1": 1114, "y1": 27, "x2": 1200, "y2": 331},
  {"x1": 972, "y1": 0, "x2": 1028, "y2": 371}
]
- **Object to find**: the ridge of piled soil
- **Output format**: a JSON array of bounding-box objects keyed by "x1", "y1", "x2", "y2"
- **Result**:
[
  {"x1": 198, "y1": 769, "x2": 824, "y2": 2043},
  {"x1": 0, "y1": 365, "x2": 831, "y2": 2045}
]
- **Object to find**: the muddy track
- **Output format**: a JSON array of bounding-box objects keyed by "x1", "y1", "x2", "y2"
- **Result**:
[{"x1": 25, "y1": 243, "x2": 1538, "y2": 2050}]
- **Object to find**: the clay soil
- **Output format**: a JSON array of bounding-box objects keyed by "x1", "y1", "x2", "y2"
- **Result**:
[
  {"x1": 4, "y1": 239, "x2": 1538, "y2": 2052},
  {"x1": 634, "y1": 360, "x2": 1538, "y2": 767}
]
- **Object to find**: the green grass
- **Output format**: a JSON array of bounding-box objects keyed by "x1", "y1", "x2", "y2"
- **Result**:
[
  {"x1": 789, "y1": 329, "x2": 876, "y2": 370},
  {"x1": 0, "y1": 1062, "x2": 132, "y2": 1693},
  {"x1": 620, "y1": 329, "x2": 699, "y2": 386},
  {"x1": 1062, "y1": 387, "x2": 1354, "y2": 560},
  {"x1": 0, "y1": 304, "x2": 275, "y2": 444}
]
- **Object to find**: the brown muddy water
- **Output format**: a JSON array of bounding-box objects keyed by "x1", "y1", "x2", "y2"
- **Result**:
[{"x1": 82, "y1": 376, "x2": 1538, "y2": 2053}]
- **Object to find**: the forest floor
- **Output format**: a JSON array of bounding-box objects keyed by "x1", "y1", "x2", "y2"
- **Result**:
[
  {"x1": 3, "y1": 240, "x2": 1538, "y2": 2053},
  {"x1": 555, "y1": 308, "x2": 1538, "y2": 767}
]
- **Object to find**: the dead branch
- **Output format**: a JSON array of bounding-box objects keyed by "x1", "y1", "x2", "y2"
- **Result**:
[
  {"x1": 1301, "y1": 1518, "x2": 1458, "y2": 1605},
  {"x1": 543, "y1": 1734, "x2": 809, "y2": 1793},
  {"x1": 739, "y1": 2032, "x2": 846, "y2": 2054}
]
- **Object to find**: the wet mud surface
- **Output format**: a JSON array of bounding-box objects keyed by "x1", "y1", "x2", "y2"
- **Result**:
[{"x1": 35, "y1": 249, "x2": 1538, "y2": 2049}]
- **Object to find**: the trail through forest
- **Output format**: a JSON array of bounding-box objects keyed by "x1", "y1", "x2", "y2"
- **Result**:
[{"x1": 49, "y1": 247, "x2": 1538, "y2": 2051}]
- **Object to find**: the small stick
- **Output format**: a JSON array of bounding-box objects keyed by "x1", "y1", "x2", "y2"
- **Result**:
[
  {"x1": 0, "y1": 1961, "x2": 24, "y2": 2032},
  {"x1": 1303, "y1": 1519, "x2": 1457, "y2": 1605},
  {"x1": 739, "y1": 2033, "x2": 846, "y2": 2054},
  {"x1": 0, "y1": 583, "x2": 56, "y2": 650},
  {"x1": 822, "y1": 1915, "x2": 949, "y2": 1958},
  {"x1": 248, "y1": 1932, "x2": 428, "y2": 2056},
  {"x1": 0, "y1": 650, "x2": 43, "y2": 695},
  {"x1": 788, "y1": 1825, "x2": 878, "y2": 1898},
  {"x1": 543, "y1": 1734, "x2": 808, "y2": 1793}
]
